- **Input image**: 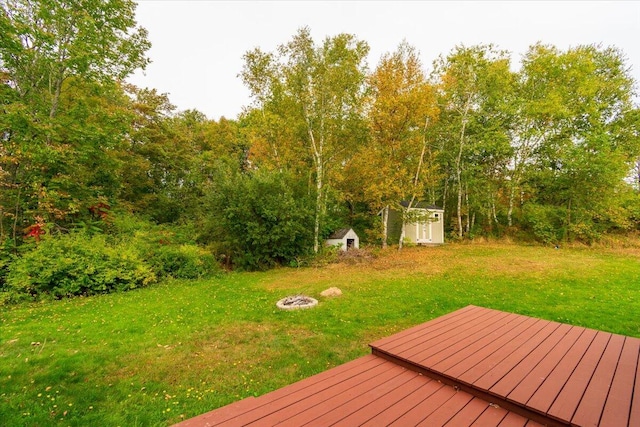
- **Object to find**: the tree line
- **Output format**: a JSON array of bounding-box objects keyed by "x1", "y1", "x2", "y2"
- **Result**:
[
  {"x1": 239, "y1": 28, "x2": 640, "y2": 254},
  {"x1": 2, "y1": 1, "x2": 640, "y2": 276}
]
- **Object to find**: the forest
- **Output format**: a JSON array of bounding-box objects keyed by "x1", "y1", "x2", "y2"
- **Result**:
[{"x1": 2, "y1": 0, "x2": 640, "y2": 300}]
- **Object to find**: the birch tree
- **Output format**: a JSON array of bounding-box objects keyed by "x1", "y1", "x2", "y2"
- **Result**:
[
  {"x1": 432, "y1": 45, "x2": 513, "y2": 238},
  {"x1": 241, "y1": 27, "x2": 369, "y2": 252}
]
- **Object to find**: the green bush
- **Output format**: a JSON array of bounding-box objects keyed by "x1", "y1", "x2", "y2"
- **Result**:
[
  {"x1": 5, "y1": 232, "x2": 156, "y2": 300},
  {"x1": 523, "y1": 203, "x2": 564, "y2": 245},
  {"x1": 109, "y1": 213, "x2": 222, "y2": 279},
  {"x1": 207, "y1": 169, "x2": 315, "y2": 271},
  {"x1": 146, "y1": 244, "x2": 221, "y2": 279}
]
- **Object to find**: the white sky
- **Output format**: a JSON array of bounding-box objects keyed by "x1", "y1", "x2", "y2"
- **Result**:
[{"x1": 129, "y1": 0, "x2": 640, "y2": 121}]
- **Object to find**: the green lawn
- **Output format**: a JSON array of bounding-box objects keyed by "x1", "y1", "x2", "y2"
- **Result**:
[{"x1": 1, "y1": 243, "x2": 639, "y2": 426}]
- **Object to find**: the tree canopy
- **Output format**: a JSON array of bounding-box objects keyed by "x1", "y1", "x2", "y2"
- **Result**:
[
  {"x1": 241, "y1": 27, "x2": 370, "y2": 252},
  {"x1": 1, "y1": 0, "x2": 149, "y2": 245},
  {"x1": 2, "y1": 6, "x2": 640, "y2": 276}
]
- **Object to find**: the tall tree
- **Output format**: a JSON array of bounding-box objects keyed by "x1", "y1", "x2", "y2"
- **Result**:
[
  {"x1": 518, "y1": 44, "x2": 640, "y2": 241},
  {"x1": 1, "y1": 0, "x2": 148, "y2": 117},
  {"x1": 432, "y1": 45, "x2": 513, "y2": 238},
  {"x1": 241, "y1": 27, "x2": 369, "y2": 252},
  {"x1": 119, "y1": 86, "x2": 180, "y2": 220},
  {"x1": 358, "y1": 42, "x2": 439, "y2": 248},
  {"x1": 0, "y1": 0, "x2": 149, "y2": 243}
]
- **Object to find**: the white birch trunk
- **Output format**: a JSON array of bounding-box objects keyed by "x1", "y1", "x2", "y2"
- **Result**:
[
  {"x1": 382, "y1": 205, "x2": 389, "y2": 249},
  {"x1": 456, "y1": 96, "x2": 471, "y2": 238},
  {"x1": 507, "y1": 183, "x2": 515, "y2": 227},
  {"x1": 398, "y1": 211, "x2": 405, "y2": 250}
]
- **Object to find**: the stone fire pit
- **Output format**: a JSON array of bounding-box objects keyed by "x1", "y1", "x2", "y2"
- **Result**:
[{"x1": 276, "y1": 295, "x2": 318, "y2": 310}]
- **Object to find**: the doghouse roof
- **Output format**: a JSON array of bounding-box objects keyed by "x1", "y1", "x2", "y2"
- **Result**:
[{"x1": 327, "y1": 228, "x2": 355, "y2": 239}]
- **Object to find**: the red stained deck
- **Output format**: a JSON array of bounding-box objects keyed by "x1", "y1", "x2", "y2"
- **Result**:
[{"x1": 175, "y1": 305, "x2": 640, "y2": 426}]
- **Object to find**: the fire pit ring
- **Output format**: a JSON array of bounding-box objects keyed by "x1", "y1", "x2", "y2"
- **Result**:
[{"x1": 276, "y1": 295, "x2": 318, "y2": 310}]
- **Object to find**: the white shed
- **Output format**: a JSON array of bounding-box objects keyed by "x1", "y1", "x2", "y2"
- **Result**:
[
  {"x1": 384, "y1": 202, "x2": 445, "y2": 245},
  {"x1": 325, "y1": 228, "x2": 359, "y2": 251},
  {"x1": 401, "y1": 202, "x2": 444, "y2": 245}
]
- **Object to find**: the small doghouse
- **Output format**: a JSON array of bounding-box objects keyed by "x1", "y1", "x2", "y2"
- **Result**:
[{"x1": 325, "y1": 228, "x2": 359, "y2": 251}]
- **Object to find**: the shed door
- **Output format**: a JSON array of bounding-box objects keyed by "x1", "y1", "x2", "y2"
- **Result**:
[{"x1": 416, "y1": 222, "x2": 431, "y2": 243}]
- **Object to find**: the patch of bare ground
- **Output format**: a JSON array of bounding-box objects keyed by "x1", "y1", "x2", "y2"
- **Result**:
[
  {"x1": 585, "y1": 240, "x2": 640, "y2": 259},
  {"x1": 336, "y1": 247, "x2": 377, "y2": 264},
  {"x1": 358, "y1": 324, "x2": 418, "y2": 345},
  {"x1": 259, "y1": 265, "x2": 343, "y2": 291},
  {"x1": 367, "y1": 246, "x2": 451, "y2": 273},
  {"x1": 259, "y1": 245, "x2": 453, "y2": 291}
]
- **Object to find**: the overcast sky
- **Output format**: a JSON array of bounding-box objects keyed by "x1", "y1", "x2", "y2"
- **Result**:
[{"x1": 129, "y1": 1, "x2": 640, "y2": 120}]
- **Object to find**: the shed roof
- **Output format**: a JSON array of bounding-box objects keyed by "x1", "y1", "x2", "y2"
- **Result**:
[
  {"x1": 400, "y1": 201, "x2": 443, "y2": 210},
  {"x1": 175, "y1": 305, "x2": 640, "y2": 426}
]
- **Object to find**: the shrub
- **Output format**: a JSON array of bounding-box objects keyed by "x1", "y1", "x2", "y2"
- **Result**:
[
  {"x1": 302, "y1": 244, "x2": 340, "y2": 267},
  {"x1": 208, "y1": 169, "x2": 315, "y2": 270},
  {"x1": 5, "y1": 232, "x2": 156, "y2": 300},
  {"x1": 523, "y1": 204, "x2": 563, "y2": 245},
  {"x1": 109, "y1": 213, "x2": 222, "y2": 279},
  {"x1": 146, "y1": 244, "x2": 221, "y2": 279}
]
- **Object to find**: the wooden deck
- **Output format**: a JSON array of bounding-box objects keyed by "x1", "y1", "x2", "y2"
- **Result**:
[{"x1": 175, "y1": 305, "x2": 640, "y2": 426}]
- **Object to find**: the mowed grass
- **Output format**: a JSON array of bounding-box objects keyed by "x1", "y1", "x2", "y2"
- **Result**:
[{"x1": 1, "y1": 243, "x2": 639, "y2": 426}]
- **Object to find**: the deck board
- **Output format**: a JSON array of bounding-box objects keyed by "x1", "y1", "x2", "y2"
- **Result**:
[
  {"x1": 524, "y1": 327, "x2": 598, "y2": 412},
  {"x1": 359, "y1": 378, "x2": 445, "y2": 426},
  {"x1": 472, "y1": 321, "x2": 563, "y2": 390},
  {"x1": 571, "y1": 333, "x2": 625, "y2": 426},
  {"x1": 408, "y1": 311, "x2": 513, "y2": 366},
  {"x1": 490, "y1": 323, "x2": 575, "y2": 397},
  {"x1": 175, "y1": 305, "x2": 640, "y2": 427},
  {"x1": 370, "y1": 305, "x2": 481, "y2": 349},
  {"x1": 281, "y1": 366, "x2": 416, "y2": 426},
  {"x1": 453, "y1": 318, "x2": 550, "y2": 384},
  {"x1": 416, "y1": 390, "x2": 474, "y2": 426},
  {"x1": 241, "y1": 359, "x2": 399, "y2": 426},
  {"x1": 629, "y1": 346, "x2": 640, "y2": 427},
  {"x1": 432, "y1": 313, "x2": 531, "y2": 372},
  {"x1": 380, "y1": 307, "x2": 500, "y2": 357},
  {"x1": 387, "y1": 384, "x2": 458, "y2": 426},
  {"x1": 497, "y1": 412, "x2": 529, "y2": 427},
  {"x1": 444, "y1": 316, "x2": 544, "y2": 379},
  {"x1": 442, "y1": 397, "x2": 493, "y2": 426},
  {"x1": 204, "y1": 355, "x2": 386, "y2": 426},
  {"x1": 505, "y1": 326, "x2": 584, "y2": 404},
  {"x1": 546, "y1": 331, "x2": 611, "y2": 422},
  {"x1": 470, "y1": 405, "x2": 509, "y2": 425},
  {"x1": 599, "y1": 337, "x2": 640, "y2": 426},
  {"x1": 333, "y1": 374, "x2": 432, "y2": 426}
]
